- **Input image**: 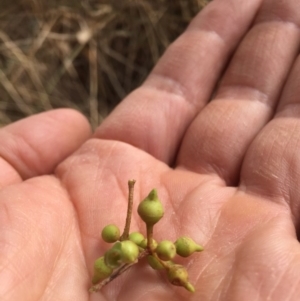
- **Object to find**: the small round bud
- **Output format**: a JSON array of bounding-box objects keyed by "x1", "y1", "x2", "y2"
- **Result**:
[
  {"x1": 104, "y1": 242, "x2": 122, "y2": 268},
  {"x1": 174, "y1": 236, "x2": 203, "y2": 257},
  {"x1": 120, "y1": 240, "x2": 140, "y2": 263},
  {"x1": 129, "y1": 232, "x2": 145, "y2": 246},
  {"x1": 137, "y1": 189, "x2": 164, "y2": 226},
  {"x1": 139, "y1": 238, "x2": 158, "y2": 249},
  {"x1": 147, "y1": 255, "x2": 165, "y2": 270},
  {"x1": 167, "y1": 264, "x2": 195, "y2": 293},
  {"x1": 101, "y1": 224, "x2": 120, "y2": 243},
  {"x1": 156, "y1": 240, "x2": 176, "y2": 261},
  {"x1": 92, "y1": 256, "x2": 113, "y2": 284}
]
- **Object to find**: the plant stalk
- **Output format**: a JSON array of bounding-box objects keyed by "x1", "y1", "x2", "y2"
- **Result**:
[
  {"x1": 146, "y1": 224, "x2": 155, "y2": 251},
  {"x1": 120, "y1": 179, "x2": 136, "y2": 241},
  {"x1": 89, "y1": 249, "x2": 149, "y2": 292}
]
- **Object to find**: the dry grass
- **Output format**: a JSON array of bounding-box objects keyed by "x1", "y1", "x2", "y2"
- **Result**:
[{"x1": 0, "y1": 0, "x2": 209, "y2": 129}]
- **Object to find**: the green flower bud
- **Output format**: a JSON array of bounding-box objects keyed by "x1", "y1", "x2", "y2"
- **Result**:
[
  {"x1": 137, "y1": 189, "x2": 164, "y2": 226},
  {"x1": 147, "y1": 255, "x2": 165, "y2": 270},
  {"x1": 101, "y1": 224, "x2": 120, "y2": 243},
  {"x1": 167, "y1": 264, "x2": 195, "y2": 293},
  {"x1": 156, "y1": 240, "x2": 176, "y2": 261},
  {"x1": 174, "y1": 236, "x2": 203, "y2": 258},
  {"x1": 92, "y1": 256, "x2": 113, "y2": 284},
  {"x1": 129, "y1": 232, "x2": 145, "y2": 246},
  {"x1": 104, "y1": 242, "x2": 122, "y2": 268},
  {"x1": 139, "y1": 238, "x2": 158, "y2": 249},
  {"x1": 120, "y1": 240, "x2": 140, "y2": 263}
]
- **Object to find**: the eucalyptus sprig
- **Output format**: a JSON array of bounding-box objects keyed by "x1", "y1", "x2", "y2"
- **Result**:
[{"x1": 89, "y1": 180, "x2": 204, "y2": 293}]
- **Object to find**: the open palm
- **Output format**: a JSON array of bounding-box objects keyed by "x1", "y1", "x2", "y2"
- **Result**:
[{"x1": 1, "y1": 0, "x2": 300, "y2": 300}]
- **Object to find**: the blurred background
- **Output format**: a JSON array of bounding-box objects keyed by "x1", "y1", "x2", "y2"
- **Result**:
[{"x1": 0, "y1": 0, "x2": 209, "y2": 129}]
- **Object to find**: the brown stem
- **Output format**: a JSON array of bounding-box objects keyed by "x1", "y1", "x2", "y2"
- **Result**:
[
  {"x1": 145, "y1": 225, "x2": 171, "y2": 270},
  {"x1": 146, "y1": 224, "x2": 155, "y2": 251},
  {"x1": 152, "y1": 252, "x2": 171, "y2": 270},
  {"x1": 145, "y1": 224, "x2": 172, "y2": 270},
  {"x1": 89, "y1": 249, "x2": 149, "y2": 292},
  {"x1": 120, "y1": 179, "x2": 136, "y2": 241}
]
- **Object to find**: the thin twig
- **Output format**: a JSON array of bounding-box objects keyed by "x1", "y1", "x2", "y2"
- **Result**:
[
  {"x1": 146, "y1": 224, "x2": 155, "y2": 251},
  {"x1": 0, "y1": 67, "x2": 33, "y2": 115},
  {"x1": 10, "y1": 16, "x2": 58, "y2": 84},
  {"x1": 120, "y1": 179, "x2": 136, "y2": 241},
  {"x1": 0, "y1": 30, "x2": 52, "y2": 111},
  {"x1": 46, "y1": 13, "x2": 116, "y2": 95},
  {"x1": 89, "y1": 37, "x2": 99, "y2": 130},
  {"x1": 89, "y1": 249, "x2": 149, "y2": 292}
]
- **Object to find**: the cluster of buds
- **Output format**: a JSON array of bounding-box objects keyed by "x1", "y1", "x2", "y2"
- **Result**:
[{"x1": 90, "y1": 180, "x2": 203, "y2": 293}]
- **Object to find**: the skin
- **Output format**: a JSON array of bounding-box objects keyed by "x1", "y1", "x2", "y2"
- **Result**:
[{"x1": 1, "y1": 0, "x2": 300, "y2": 300}]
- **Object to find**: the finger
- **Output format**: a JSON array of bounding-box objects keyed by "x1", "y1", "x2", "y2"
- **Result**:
[
  {"x1": 0, "y1": 109, "x2": 91, "y2": 187},
  {"x1": 0, "y1": 158, "x2": 22, "y2": 189},
  {"x1": 177, "y1": 0, "x2": 300, "y2": 185},
  {"x1": 94, "y1": 0, "x2": 262, "y2": 164},
  {"x1": 240, "y1": 55, "x2": 300, "y2": 230}
]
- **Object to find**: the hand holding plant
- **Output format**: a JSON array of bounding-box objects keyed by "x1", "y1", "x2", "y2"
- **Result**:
[{"x1": 1, "y1": 0, "x2": 300, "y2": 300}]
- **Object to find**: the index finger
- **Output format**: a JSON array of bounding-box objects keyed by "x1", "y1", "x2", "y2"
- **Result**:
[
  {"x1": 0, "y1": 109, "x2": 91, "y2": 188},
  {"x1": 95, "y1": 0, "x2": 263, "y2": 164}
]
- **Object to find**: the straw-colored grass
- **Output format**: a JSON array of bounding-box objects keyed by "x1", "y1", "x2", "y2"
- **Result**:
[{"x1": 0, "y1": 0, "x2": 209, "y2": 128}]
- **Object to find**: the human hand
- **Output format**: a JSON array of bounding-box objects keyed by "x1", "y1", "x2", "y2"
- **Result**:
[{"x1": 1, "y1": 0, "x2": 300, "y2": 300}]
